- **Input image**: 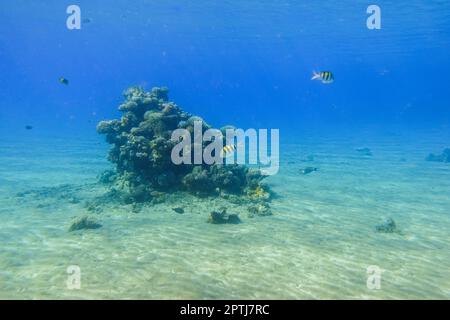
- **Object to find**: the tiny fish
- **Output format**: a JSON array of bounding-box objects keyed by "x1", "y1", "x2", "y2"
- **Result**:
[
  {"x1": 311, "y1": 71, "x2": 334, "y2": 84},
  {"x1": 25, "y1": 125, "x2": 33, "y2": 130},
  {"x1": 221, "y1": 144, "x2": 236, "y2": 157},
  {"x1": 59, "y1": 77, "x2": 69, "y2": 85},
  {"x1": 301, "y1": 167, "x2": 318, "y2": 175},
  {"x1": 356, "y1": 147, "x2": 373, "y2": 156},
  {"x1": 172, "y1": 207, "x2": 184, "y2": 214},
  {"x1": 220, "y1": 142, "x2": 243, "y2": 158}
]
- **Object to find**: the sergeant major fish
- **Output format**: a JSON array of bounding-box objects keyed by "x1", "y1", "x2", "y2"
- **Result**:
[
  {"x1": 311, "y1": 71, "x2": 334, "y2": 84},
  {"x1": 220, "y1": 144, "x2": 237, "y2": 158},
  {"x1": 220, "y1": 142, "x2": 244, "y2": 158}
]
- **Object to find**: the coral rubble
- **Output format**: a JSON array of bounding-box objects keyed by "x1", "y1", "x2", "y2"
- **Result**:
[
  {"x1": 375, "y1": 217, "x2": 397, "y2": 233},
  {"x1": 69, "y1": 215, "x2": 102, "y2": 232},
  {"x1": 208, "y1": 208, "x2": 241, "y2": 224},
  {"x1": 96, "y1": 86, "x2": 269, "y2": 208},
  {"x1": 247, "y1": 202, "x2": 272, "y2": 217}
]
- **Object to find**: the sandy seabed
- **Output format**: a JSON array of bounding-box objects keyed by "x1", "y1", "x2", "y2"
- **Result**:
[{"x1": 0, "y1": 129, "x2": 449, "y2": 299}]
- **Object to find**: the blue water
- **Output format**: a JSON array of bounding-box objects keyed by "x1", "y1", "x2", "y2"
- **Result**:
[
  {"x1": 2, "y1": 1, "x2": 450, "y2": 133},
  {"x1": 1, "y1": 1, "x2": 450, "y2": 299}
]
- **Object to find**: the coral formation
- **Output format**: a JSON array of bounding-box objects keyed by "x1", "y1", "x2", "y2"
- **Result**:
[
  {"x1": 375, "y1": 217, "x2": 397, "y2": 233},
  {"x1": 69, "y1": 215, "x2": 102, "y2": 232},
  {"x1": 247, "y1": 202, "x2": 272, "y2": 217},
  {"x1": 426, "y1": 148, "x2": 450, "y2": 163},
  {"x1": 96, "y1": 86, "x2": 269, "y2": 209},
  {"x1": 247, "y1": 185, "x2": 271, "y2": 201},
  {"x1": 208, "y1": 208, "x2": 241, "y2": 224}
]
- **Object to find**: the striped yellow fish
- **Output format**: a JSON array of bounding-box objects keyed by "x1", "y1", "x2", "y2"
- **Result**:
[
  {"x1": 311, "y1": 71, "x2": 334, "y2": 84},
  {"x1": 220, "y1": 144, "x2": 236, "y2": 158}
]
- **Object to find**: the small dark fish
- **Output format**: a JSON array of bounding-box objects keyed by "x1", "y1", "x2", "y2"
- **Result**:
[
  {"x1": 301, "y1": 167, "x2": 318, "y2": 175},
  {"x1": 299, "y1": 155, "x2": 315, "y2": 162},
  {"x1": 356, "y1": 147, "x2": 373, "y2": 156},
  {"x1": 59, "y1": 77, "x2": 69, "y2": 85},
  {"x1": 172, "y1": 207, "x2": 184, "y2": 214},
  {"x1": 25, "y1": 125, "x2": 33, "y2": 130}
]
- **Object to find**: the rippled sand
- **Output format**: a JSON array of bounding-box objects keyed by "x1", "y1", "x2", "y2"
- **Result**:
[{"x1": 0, "y1": 129, "x2": 449, "y2": 299}]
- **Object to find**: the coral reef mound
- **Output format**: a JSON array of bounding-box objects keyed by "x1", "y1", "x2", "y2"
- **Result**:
[{"x1": 96, "y1": 86, "x2": 268, "y2": 204}]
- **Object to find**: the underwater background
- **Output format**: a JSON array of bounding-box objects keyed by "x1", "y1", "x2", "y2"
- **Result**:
[{"x1": 1, "y1": 0, "x2": 450, "y2": 299}]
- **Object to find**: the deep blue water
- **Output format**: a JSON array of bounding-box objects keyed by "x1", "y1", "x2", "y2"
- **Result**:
[{"x1": 1, "y1": 1, "x2": 450, "y2": 137}]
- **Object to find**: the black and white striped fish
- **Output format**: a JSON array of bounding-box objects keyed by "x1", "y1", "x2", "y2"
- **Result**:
[
  {"x1": 220, "y1": 142, "x2": 244, "y2": 158},
  {"x1": 311, "y1": 71, "x2": 334, "y2": 84}
]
